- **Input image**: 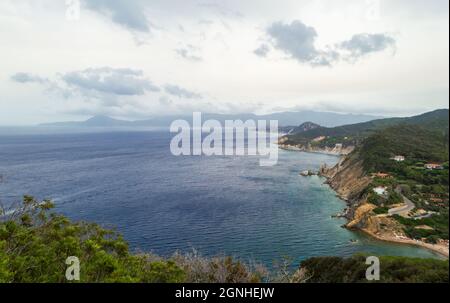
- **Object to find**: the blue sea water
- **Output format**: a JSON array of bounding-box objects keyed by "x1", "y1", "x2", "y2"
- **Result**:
[{"x1": 0, "y1": 130, "x2": 442, "y2": 267}]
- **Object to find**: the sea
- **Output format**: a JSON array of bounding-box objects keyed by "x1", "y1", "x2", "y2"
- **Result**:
[{"x1": 0, "y1": 129, "x2": 442, "y2": 268}]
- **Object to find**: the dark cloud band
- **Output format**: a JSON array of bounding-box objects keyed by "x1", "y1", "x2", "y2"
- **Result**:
[{"x1": 258, "y1": 20, "x2": 396, "y2": 66}]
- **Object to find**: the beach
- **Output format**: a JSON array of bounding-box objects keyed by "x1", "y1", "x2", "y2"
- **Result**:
[{"x1": 361, "y1": 228, "x2": 449, "y2": 258}]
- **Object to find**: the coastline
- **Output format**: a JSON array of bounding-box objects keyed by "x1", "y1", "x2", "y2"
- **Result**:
[
  {"x1": 278, "y1": 144, "x2": 351, "y2": 157},
  {"x1": 325, "y1": 176, "x2": 450, "y2": 259},
  {"x1": 360, "y1": 228, "x2": 449, "y2": 259},
  {"x1": 286, "y1": 146, "x2": 450, "y2": 259},
  {"x1": 331, "y1": 182, "x2": 450, "y2": 259},
  {"x1": 330, "y1": 183, "x2": 450, "y2": 260}
]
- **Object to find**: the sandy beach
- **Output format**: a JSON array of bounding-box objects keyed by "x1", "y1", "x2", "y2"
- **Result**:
[{"x1": 361, "y1": 228, "x2": 449, "y2": 259}]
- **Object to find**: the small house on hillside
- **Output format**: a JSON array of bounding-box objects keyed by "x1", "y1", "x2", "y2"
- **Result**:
[
  {"x1": 372, "y1": 172, "x2": 392, "y2": 179},
  {"x1": 424, "y1": 163, "x2": 444, "y2": 170},
  {"x1": 429, "y1": 198, "x2": 444, "y2": 203},
  {"x1": 391, "y1": 155, "x2": 405, "y2": 162},
  {"x1": 312, "y1": 136, "x2": 326, "y2": 142},
  {"x1": 373, "y1": 186, "x2": 387, "y2": 196}
]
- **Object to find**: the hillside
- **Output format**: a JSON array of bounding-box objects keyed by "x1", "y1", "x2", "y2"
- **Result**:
[
  {"x1": 360, "y1": 124, "x2": 449, "y2": 173},
  {"x1": 300, "y1": 255, "x2": 448, "y2": 283},
  {"x1": 282, "y1": 109, "x2": 449, "y2": 149},
  {"x1": 279, "y1": 121, "x2": 321, "y2": 134},
  {"x1": 319, "y1": 109, "x2": 449, "y2": 249}
]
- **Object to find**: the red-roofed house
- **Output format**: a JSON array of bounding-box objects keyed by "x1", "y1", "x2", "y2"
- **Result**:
[{"x1": 424, "y1": 163, "x2": 444, "y2": 170}]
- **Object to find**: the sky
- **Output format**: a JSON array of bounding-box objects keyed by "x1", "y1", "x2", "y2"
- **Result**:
[{"x1": 0, "y1": 0, "x2": 448, "y2": 125}]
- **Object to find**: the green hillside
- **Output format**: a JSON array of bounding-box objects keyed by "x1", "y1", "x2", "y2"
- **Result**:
[
  {"x1": 300, "y1": 255, "x2": 448, "y2": 283},
  {"x1": 283, "y1": 109, "x2": 449, "y2": 244},
  {"x1": 362, "y1": 117, "x2": 448, "y2": 242},
  {"x1": 360, "y1": 124, "x2": 449, "y2": 173},
  {"x1": 345, "y1": 110, "x2": 449, "y2": 243},
  {"x1": 283, "y1": 109, "x2": 449, "y2": 148}
]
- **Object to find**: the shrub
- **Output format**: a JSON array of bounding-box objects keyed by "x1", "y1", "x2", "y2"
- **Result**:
[
  {"x1": 299, "y1": 255, "x2": 449, "y2": 283},
  {"x1": 0, "y1": 196, "x2": 186, "y2": 283}
]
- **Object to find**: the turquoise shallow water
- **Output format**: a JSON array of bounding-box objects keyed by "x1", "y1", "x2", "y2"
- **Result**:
[{"x1": 0, "y1": 131, "x2": 443, "y2": 268}]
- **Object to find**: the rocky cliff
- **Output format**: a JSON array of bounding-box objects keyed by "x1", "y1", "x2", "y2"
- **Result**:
[
  {"x1": 319, "y1": 151, "x2": 380, "y2": 232},
  {"x1": 320, "y1": 152, "x2": 371, "y2": 201},
  {"x1": 320, "y1": 152, "x2": 408, "y2": 235}
]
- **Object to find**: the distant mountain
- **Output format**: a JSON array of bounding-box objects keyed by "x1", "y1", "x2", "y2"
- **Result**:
[
  {"x1": 40, "y1": 111, "x2": 384, "y2": 128},
  {"x1": 40, "y1": 115, "x2": 133, "y2": 128},
  {"x1": 82, "y1": 116, "x2": 133, "y2": 127},
  {"x1": 282, "y1": 109, "x2": 449, "y2": 148},
  {"x1": 280, "y1": 122, "x2": 321, "y2": 134},
  {"x1": 255, "y1": 111, "x2": 385, "y2": 128}
]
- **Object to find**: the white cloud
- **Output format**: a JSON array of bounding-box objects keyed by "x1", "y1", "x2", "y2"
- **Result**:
[
  {"x1": 164, "y1": 84, "x2": 202, "y2": 99},
  {"x1": 0, "y1": 0, "x2": 448, "y2": 125},
  {"x1": 259, "y1": 20, "x2": 395, "y2": 66},
  {"x1": 10, "y1": 72, "x2": 48, "y2": 84},
  {"x1": 82, "y1": 0, "x2": 150, "y2": 32},
  {"x1": 62, "y1": 67, "x2": 160, "y2": 96}
]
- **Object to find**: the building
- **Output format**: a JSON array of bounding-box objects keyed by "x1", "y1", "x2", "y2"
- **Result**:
[
  {"x1": 312, "y1": 136, "x2": 326, "y2": 142},
  {"x1": 391, "y1": 155, "x2": 405, "y2": 162},
  {"x1": 373, "y1": 186, "x2": 387, "y2": 195},
  {"x1": 372, "y1": 172, "x2": 392, "y2": 179},
  {"x1": 424, "y1": 163, "x2": 444, "y2": 170},
  {"x1": 429, "y1": 198, "x2": 444, "y2": 203}
]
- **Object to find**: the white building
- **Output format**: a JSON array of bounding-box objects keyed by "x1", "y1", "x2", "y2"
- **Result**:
[
  {"x1": 373, "y1": 186, "x2": 387, "y2": 196},
  {"x1": 391, "y1": 155, "x2": 405, "y2": 162},
  {"x1": 425, "y1": 163, "x2": 444, "y2": 170}
]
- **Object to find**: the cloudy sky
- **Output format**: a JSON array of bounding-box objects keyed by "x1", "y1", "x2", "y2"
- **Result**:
[{"x1": 0, "y1": 0, "x2": 448, "y2": 125}]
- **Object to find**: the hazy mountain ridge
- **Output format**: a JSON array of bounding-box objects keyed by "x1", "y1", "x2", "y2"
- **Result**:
[{"x1": 39, "y1": 111, "x2": 385, "y2": 128}]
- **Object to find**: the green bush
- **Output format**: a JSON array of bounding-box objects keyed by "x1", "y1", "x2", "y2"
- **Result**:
[
  {"x1": 0, "y1": 196, "x2": 186, "y2": 283},
  {"x1": 393, "y1": 213, "x2": 449, "y2": 242},
  {"x1": 300, "y1": 255, "x2": 449, "y2": 283},
  {"x1": 386, "y1": 190, "x2": 403, "y2": 205},
  {"x1": 373, "y1": 207, "x2": 389, "y2": 215}
]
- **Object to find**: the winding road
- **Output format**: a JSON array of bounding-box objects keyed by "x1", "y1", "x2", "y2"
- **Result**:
[{"x1": 388, "y1": 187, "x2": 415, "y2": 217}]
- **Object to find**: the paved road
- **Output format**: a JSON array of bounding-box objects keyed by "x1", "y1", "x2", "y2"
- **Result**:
[{"x1": 388, "y1": 187, "x2": 415, "y2": 217}]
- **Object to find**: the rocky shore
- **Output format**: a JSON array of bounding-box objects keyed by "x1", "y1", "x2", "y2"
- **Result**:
[
  {"x1": 277, "y1": 140, "x2": 449, "y2": 258},
  {"x1": 319, "y1": 152, "x2": 449, "y2": 259},
  {"x1": 277, "y1": 139, "x2": 355, "y2": 156},
  {"x1": 361, "y1": 228, "x2": 449, "y2": 258}
]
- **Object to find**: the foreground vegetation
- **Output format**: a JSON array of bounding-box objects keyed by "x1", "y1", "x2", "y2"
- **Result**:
[
  {"x1": 0, "y1": 197, "x2": 448, "y2": 283},
  {"x1": 301, "y1": 255, "x2": 448, "y2": 283}
]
